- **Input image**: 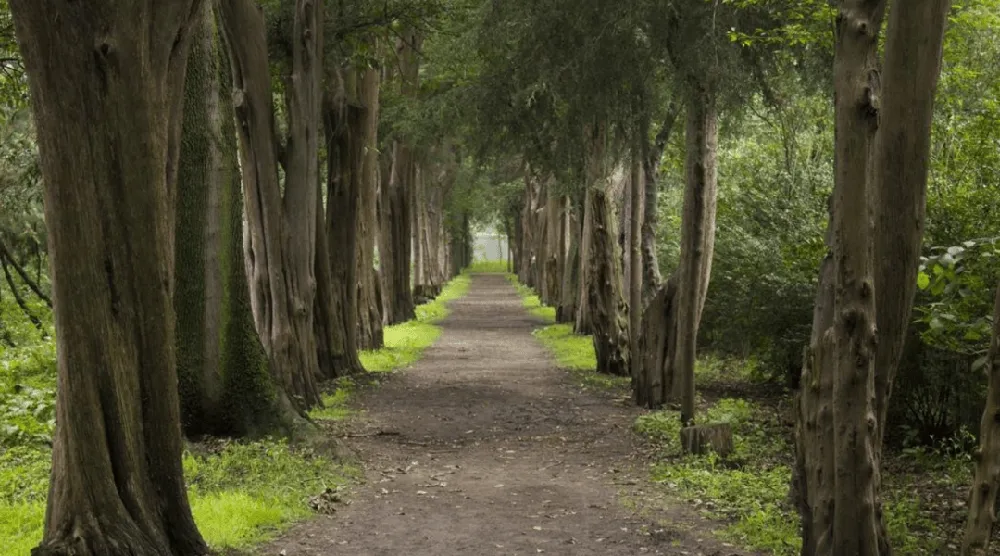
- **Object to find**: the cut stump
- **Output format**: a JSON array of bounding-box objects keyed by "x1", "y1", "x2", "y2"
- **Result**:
[{"x1": 680, "y1": 423, "x2": 733, "y2": 457}]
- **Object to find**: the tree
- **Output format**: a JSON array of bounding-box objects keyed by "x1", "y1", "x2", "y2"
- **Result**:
[
  {"x1": 963, "y1": 282, "x2": 1000, "y2": 555},
  {"x1": 219, "y1": 0, "x2": 324, "y2": 410},
  {"x1": 794, "y1": 1, "x2": 951, "y2": 553},
  {"x1": 176, "y1": 3, "x2": 291, "y2": 438},
  {"x1": 9, "y1": 0, "x2": 208, "y2": 553}
]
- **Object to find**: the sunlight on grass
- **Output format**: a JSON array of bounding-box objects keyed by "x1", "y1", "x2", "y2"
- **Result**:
[
  {"x1": 309, "y1": 379, "x2": 356, "y2": 421},
  {"x1": 0, "y1": 501, "x2": 43, "y2": 556},
  {"x1": 192, "y1": 491, "x2": 292, "y2": 548},
  {"x1": 466, "y1": 259, "x2": 508, "y2": 273}
]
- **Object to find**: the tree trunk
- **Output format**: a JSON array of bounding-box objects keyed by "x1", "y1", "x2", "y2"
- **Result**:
[
  {"x1": 629, "y1": 137, "x2": 644, "y2": 401},
  {"x1": 220, "y1": 0, "x2": 323, "y2": 411},
  {"x1": 378, "y1": 148, "x2": 396, "y2": 324},
  {"x1": 557, "y1": 199, "x2": 579, "y2": 323},
  {"x1": 672, "y1": 82, "x2": 719, "y2": 425},
  {"x1": 387, "y1": 30, "x2": 419, "y2": 323},
  {"x1": 176, "y1": 5, "x2": 288, "y2": 438},
  {"x1": 642, "y1": 105, "x2": 681, "y2": 304},
  {"x1": 587, "y1": 187, "x2": 630, "y2": 376},
  {"x1": 355, "y1": 68, "x2": 384, "y2": 350},
  {"x1": 543, "y1": 190, "x2": 562, "y2": 305},
  {"x1": 871, "y1": 0, "x2": 951, "y2": 484},
  {"x1": 10, "y1": 1, "x2": 209, "y2": 554},
  {"x1": 963, "y1": 283, "x2": 1000, "y2": 555},
  {"x1": 315, "y1": 69, "x2": 364, "y2": 380}
]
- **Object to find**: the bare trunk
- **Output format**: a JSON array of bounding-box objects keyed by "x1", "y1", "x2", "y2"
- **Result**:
[
  {"x1": 587, "y1": 187, "x2": 630, "y2": 376},
  {"x1": 176, "y1": 5, "x2": 287, "y2": 437},
  {"x1": 642, "y1": 105, "x2": 681, "y2": 304},
  {"x1": 672, "y1": 82, "x2": 719, "y2": 424},
  {"x1": 355, "y1": 68, "x2": 384, "y2": 350},
  {"x1": 378, "y1": 148, "x2": 395, "y2": 324},
  {"x1": 963, "y1": 283, "x2": 1000, "y2": 555},
  {"x1": 557, "y1": 199, "x2": 580, "y2": 323},
  {"x1": 11, "y1": 1, "x2": 208, "y2": 553},
  {"x1": 220, "y1": 0, "x2": 322, "y2": 410},
  {"x1": 629, "y1": 138, "x2": 644, "y2": 401}
]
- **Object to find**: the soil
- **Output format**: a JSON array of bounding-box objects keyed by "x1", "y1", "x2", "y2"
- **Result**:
[{"x1": 262, "y1": 273, "x2": 756, "y2": 556}]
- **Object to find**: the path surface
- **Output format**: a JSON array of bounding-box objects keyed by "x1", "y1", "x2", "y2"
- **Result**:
[{"x1": 265, "y1": 274, "x2": 751, "y2": 556}]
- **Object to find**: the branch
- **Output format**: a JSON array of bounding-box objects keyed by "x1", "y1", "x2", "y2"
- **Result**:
[
  {"x1": 1, "y1": 255, "x2": 44, "y2": 333},
  {"x1": 0, "y1": 239, "x2": 51, "y2": 307}
]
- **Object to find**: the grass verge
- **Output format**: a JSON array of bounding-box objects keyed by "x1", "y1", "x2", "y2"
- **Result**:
[{"x1": 503, "y1": 272, "x2": 628, "y2": 390}]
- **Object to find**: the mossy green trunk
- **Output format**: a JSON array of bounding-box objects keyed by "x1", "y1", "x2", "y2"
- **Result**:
[{"x1": 175, "y1": 6, "x2": 285, "y2": 438}]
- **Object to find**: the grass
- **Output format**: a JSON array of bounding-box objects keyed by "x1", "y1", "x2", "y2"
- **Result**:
[
  {"x1": 502, "y1": 272, "x2": 628, "y2": 390},
  {"x1": 358, "y1": 273, "x2": 470, "y2": 373},
  {"x1": 635, "y1": 366, "x2": 970, "y2": 555},
  {"x1": 466, "y1": 259, "x2": 509, "y2": 273}
]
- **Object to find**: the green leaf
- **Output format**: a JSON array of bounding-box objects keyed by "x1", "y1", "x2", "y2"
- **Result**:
[{"x1": 917, "y1": 272, "x2": 930, "y2": 290}]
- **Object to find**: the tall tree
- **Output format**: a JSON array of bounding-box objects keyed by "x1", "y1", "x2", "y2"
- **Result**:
[
  {"x1": 9, "y1": 0, "x2": 208, "y2": 553},
  {"x1": 963, "y1": 282, "x2": 1000, "y2": 555},
  {"x1": 795, "y1": 1, "x2": 951, "y2": 553},
  {"x1": 176, "y1": 4, "x2": 291, "y2": 438},
  {"x1": 356, "y1": 66, "x2": 384, "y2": 350},
  {"x1": 219, "y1": 0, "x2": 324, "y2": 410}
]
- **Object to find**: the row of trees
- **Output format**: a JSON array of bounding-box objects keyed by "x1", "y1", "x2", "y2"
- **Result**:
[
  {"x1": 5, "y1": 0, "x2": 489, "y2": 553},
  {"x1": 4, "y1": 0, "x2": 1000, "y2": 554},
  {"x1": 489, "y1": 1, "x2": 1000, "y2": 555}
]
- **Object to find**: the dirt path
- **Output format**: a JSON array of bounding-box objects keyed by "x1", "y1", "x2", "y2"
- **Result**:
[{"x1": 265, "y1": 274, "x2": 751, "y2": 556}]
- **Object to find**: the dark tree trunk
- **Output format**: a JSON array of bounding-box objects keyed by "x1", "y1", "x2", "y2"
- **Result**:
[
  {"x1": 355, "y1": 68, "x2": 384, "y2": 350},
  {"x1": 219, "y1": 0, "x2": 323, "y2": 410},
  {"x1": 641, "y1": 105, "x2": 681, "y2": 304},
  {"x1": 378, "y1": 147, "x2": 396, "y2": 324},
  {"x1": 586, "y1": 187, "x2": 630, "y2": 377},
  {"x1": 673, "y1": 82, "x2": 719, "y2": 424},
  {"x1": 176, "y1": 4, "x2": 289, "y2": 438},
  {"x1": 963, "y1": 283, "x2": 1000, "y2": 555},
  {"x1": 316, "y1": 68, "x2": 365, "y2": 379},
  {"x1": 10, "y1": 1, "x2": 209, "y2": 554},
  {"x1": 629, "y1": 137, "x2": 644, "y2": 401},
  {"x1": 557, "y1": 198, "x2": 580, "y2": 323}
]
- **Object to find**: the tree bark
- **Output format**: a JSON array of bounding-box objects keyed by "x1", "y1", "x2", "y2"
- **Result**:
[
  {"x1": 586, "y1": 187, "x2": 630, "y2": 376},
  {"x1": 315, "y1": 67, "x2": 365, "y2": 380},
  {"x1": 963, "y1": 283, "x2": 1000, "y2": 555},
  {"x1": 871, "y1": 0, "x2": 951, "y2": 475},
  {"x1": 557, "y1": 198, "x2": 580, "y2": 323},
  {"x1": 219, "y1": 0, "x2": 323, "y2": 410},
  {"x1": 386, "y1": 30, "x2": 419, "y2": 323},
  {"x1": 10, "y1": 1, "x2": 209, "y2": 554},
  {"x1": 355, "y1": 68, "x2": 384, "y2": 350},
  {"x1": 642, "y1": 105, "x2": 681, "y2": 304},
  {"x1": 176, "y1": 4, "x2": 288, "y2": 438},
  {"x1": 672, "y1": 82, "x2": 719, "y2": 425},
  {"x1": 629, "y1": 137, "x2": 644, "y2": 401}
]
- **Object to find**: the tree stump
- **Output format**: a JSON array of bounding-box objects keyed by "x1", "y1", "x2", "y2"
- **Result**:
[{"x1": 680, "y1": 423, "x2": 733, "y2": 457}]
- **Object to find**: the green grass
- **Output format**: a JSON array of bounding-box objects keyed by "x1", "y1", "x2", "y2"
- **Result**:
[
  {"x1": 359, "y1": 273, "x2": 471, "y2": 373},
  {"x1": 502, "y1": 274, "x2": 628, "y2": 390},
  {"x1": 466, "y1": 259, "x2": 509, "y2": 273},
  {"x1": 309, "y1": 378, "x2": 357, "y2": 422}
]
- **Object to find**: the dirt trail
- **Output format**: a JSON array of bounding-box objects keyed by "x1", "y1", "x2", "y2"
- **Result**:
[{"x1": 265, "y1": 274, "x2": 751, "y2": 556}]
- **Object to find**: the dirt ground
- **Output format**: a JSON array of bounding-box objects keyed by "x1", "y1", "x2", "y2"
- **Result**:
[{"x1": 263, "y1": 273, "x2": 755, "y2": 556}]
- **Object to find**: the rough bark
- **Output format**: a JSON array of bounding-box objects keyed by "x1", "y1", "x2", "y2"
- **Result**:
[
  {"x1": 543, "y1": 190, "x2": 563, "y2": 305},
  {"x1": 629, "y1": 139, "x2": 644, "y2": 402},
  {"x1": 963, "y1": 283, "x2": 1000, "y2": 555},
  {"x1": 386, "y1": 30, "x2": 419, "y2": 323},
  {"x1": 586, "y1": 187, "x2": 630, "y2": 377},
  {"x1": 378, "y1": 147, "x2": 396, "y2": 324},
  {"x1": 219, "y1": 0, "x2": 323, "y2": 410},
  {"x1": 176, "y1": 5, "x2": 286, "y2": 438},
  {"x1": 673, "y1": 82, "x2": 719, "y2": 424},
  {"x1": 557, "y1": 198, "x2": 579, "y2": 323},
  {"x1": 10, "y1": 1, "x2": 209, "y2": 554},
  {"x1": 315, "y1": 68, "x2": 364, "y2": 380},
  {"x1": 680, "y1": 423, "x2": 733, "y2": 457},
  {"x1": 636, "y1": 276, "x2": 679, "y2": 408},
  {"x1": 355, "y1": 68, "x2": 384, "y2": 350},
  {"x1": 642, "y1": 106, "x2": 681, "y2": 304},
  {"x1": 871, "y1": 0, "x2": 951, "y2": 470}
]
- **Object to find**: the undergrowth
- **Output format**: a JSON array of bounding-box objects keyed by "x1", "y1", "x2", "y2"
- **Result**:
[
  {"x1": 466, "y1": 259, "x2": 508, "y2": 273},
  {"x1": 636, "y1": 381, "x2": 969, "y2": 555}
]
